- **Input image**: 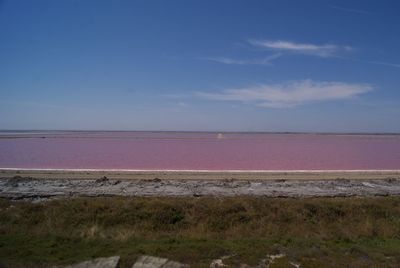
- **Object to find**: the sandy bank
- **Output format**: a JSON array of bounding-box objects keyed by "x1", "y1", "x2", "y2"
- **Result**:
[{"x1": 1, "y1": 168, "x2": 400, "y2": 180}]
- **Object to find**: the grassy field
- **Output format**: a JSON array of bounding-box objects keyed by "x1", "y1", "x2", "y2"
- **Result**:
[{"x1": 1, "y1": 196, "x2": 400, "y2": 267}]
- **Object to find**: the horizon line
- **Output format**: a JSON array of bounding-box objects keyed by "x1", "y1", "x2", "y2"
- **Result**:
[{"x1": 1, "y1": 129, "x2": 400, "y2": 136}]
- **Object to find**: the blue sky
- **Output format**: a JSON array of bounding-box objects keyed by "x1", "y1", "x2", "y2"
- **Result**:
[{"x1": 1, "y1": 0, "x2": 400, "y2": 132}]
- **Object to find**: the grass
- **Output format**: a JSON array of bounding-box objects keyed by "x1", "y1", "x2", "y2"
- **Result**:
[{"x1": 0, "y1": 196, "x2": 400, "y2": 267}]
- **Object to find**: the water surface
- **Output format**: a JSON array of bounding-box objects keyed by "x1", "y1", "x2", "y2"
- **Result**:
[{"x1": 0, "y1": 131, "x2": 399, "y2": 170}]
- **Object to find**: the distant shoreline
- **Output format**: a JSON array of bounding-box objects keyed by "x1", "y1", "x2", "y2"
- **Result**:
[{"x1": 1, "y1": 130, "x2": 400, "y2": 136}]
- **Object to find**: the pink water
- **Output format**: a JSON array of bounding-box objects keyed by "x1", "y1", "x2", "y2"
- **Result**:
[{"x1": 0, "y1": 131, "x2": 400, "y2": 170}]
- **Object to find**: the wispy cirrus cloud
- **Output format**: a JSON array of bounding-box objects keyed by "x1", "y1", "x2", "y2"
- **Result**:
[
  {"x1": 248, "y1": 40, "x2": 352, "y2": 57},
  {"x1": 197, "y1": 80, "x2": 373, "y2": 108},
  {"x1": 361, "y1": 60, "x2": 400, "y2": 68},
  {"x1": 204, "y1": 53, "x2": 282, "y2": 65},
  {"x1": 203, "y1": 39, "x2": 351, "y2": 66},
  {"x1": 204, "y1": 39, "x2": 400, "y2": 69},
  {"x1": 334, "y1": 55, "x2": 400, "y2": 68},
  {"x1": 330, "y1": 5, "x2": 370, "y2": 15}
]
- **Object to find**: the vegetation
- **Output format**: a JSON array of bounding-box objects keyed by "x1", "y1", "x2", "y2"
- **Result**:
[{"x1": 1, "y1": 196, "x2": 400, "y2": 267}]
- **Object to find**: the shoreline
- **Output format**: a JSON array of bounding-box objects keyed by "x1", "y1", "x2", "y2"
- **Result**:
[
  {"x1": 1, "y1": 168, "x2": 400, "y2": 181},
  {"x1": 3, "y1": 167, "x2": 400, "y2": 172}
]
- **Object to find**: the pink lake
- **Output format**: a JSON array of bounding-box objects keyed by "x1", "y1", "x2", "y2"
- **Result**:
[{"x1": 0, "y1": 131, "x2": 400, "y2": 170}]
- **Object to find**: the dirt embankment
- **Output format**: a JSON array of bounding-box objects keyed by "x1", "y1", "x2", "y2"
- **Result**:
[{"x1": 1, "y1": 171, "x2": 400, "y2": 201}]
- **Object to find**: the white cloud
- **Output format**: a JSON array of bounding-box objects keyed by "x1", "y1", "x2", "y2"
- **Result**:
[
  {"x1": 204, "y1": 53, "x2": 282, "y2": 65},
  {"x1": 197, "y1": 80, "x2": 373, "y2": 108},
  {"x1": 249, "y1": 40, "x2": 351, "y2": 57}
]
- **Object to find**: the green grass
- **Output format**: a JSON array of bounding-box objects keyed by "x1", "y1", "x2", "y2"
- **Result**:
[{"x1": 0, "y1": 196, "x2": 400, "y2": 267}]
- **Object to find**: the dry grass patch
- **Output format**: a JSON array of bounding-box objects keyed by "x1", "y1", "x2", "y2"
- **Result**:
[{"x1": 0, "y1": 196, "x2": 400, "y2": 267}]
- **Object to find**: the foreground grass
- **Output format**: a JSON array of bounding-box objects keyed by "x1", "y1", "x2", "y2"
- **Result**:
[{"x1": 0, "y1": 196, "x2": 400, "y2": 267}]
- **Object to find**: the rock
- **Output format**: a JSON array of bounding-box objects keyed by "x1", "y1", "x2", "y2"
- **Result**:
[
  {"x1": 289, "y1": 261, "x2": 301, "y2": 268},
  {"x1": 209, "y1": 259, "x2": 226, "y2": 267},
  {"x1": 65, "y1": 256, "x2": 120, "y2": 268},
  {"x1": 210, "y1": 255, "x2": 233, "y2": 268},
  {"x1": 96, "y1": 177, "x2": 109, "y2": 184},
  {"x1": 132, "y1": 255, "x2": 168, "y2": 268},
  {"x1": 132, "y1": 255, "x2": 189, "y2": 268},
  {"x1": 162, "y1": 260, "x2": 189, "y2": 268},
  {"x1": 95, "y1": 177, "x2": 121, "y2": 187}
]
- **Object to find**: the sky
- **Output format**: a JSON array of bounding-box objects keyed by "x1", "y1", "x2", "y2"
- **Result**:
[{"x1": 0, "y1": 0, "x2": 400, "y2": 132}]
